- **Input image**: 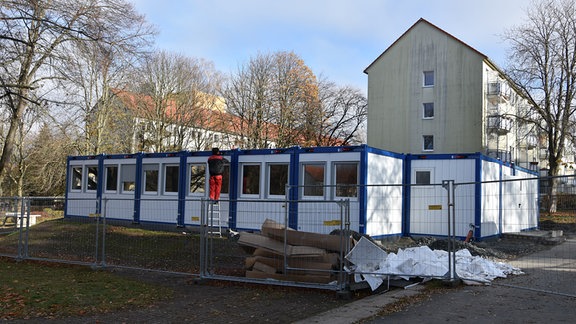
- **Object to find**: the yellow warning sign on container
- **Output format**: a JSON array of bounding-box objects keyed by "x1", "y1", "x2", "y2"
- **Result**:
[
  {"x1": 428, "y1": 205, "x2": 442, "y2": 210},
  {"x1": 191, "y1": 216, "x2": 200, "y2": 221},
  {"x1": 88, "y1": 213, "x2": 101, "y2": 218},
  {"x1": 323, "y1": 220, "x2": 341, "y2": 226}
]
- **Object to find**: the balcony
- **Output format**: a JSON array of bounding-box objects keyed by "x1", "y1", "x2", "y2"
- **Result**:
[
  {"x1": 487, "y1": 115, "x2": 513, "y2": 135},
  {"x1": 486, "y1": 149, "x2": 512, "y2": 162},
  {"x1": 486, "y1": 82, "x2": 510, "y2": 101},
  {"x1": 525, "y1": 135, "x2": 538, "y2": 149},
  {"x1": 487, "y1": 82, "x2": 502, "y2": 96}
]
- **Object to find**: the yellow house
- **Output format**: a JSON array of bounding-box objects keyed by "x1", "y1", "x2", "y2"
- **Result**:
[{"x1": 365, "y1": 18, "x2": 540, "y2": 170}]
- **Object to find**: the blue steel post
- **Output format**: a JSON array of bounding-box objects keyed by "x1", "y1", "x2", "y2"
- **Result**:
[
  {"x1": 288, "y1": 146, "x2": 300, "y2": 229},
  {"x1": 474, "y1": 154, "x2": 482, "y2": 240},
  {"x1": 403, "y1": 154, "x2": 413, "y2": 236},
  {"x1": 133, "y1": 153, "x2": 143, "y2": 224},
  {"x1": 177, "y1": 152, "x2": 188, "y2": 227},
  {"x1": 358, "y1": 145, "x2": 368, "y2": 235},
  {"x1": 64, "y1": 157, "x2": 71, "y2": 218},
  {"x1": 96, "y1": 155, "x2": 104, "y2": 214},
  {"x1": 227, "y1": 149, "x2": 239, "y2": 230}
]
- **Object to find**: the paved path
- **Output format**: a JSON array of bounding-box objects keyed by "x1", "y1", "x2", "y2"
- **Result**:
[{"x1": 301, "y1": 238, "x2": 576, "y2": 324}]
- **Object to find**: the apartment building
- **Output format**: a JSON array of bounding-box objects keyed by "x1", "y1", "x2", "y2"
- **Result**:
[{"x1": 364, "y1": 18, "x2": 540, "y2": 170}]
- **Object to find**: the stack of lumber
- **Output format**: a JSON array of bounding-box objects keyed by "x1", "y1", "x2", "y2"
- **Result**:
[{"x1": 237, "y1": 219, "x2": 349, "y2": 284}]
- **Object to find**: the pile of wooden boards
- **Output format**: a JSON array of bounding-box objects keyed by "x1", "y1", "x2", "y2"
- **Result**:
[{"x1": 237, "y1": 219, "x2": 350, "y2": 284}]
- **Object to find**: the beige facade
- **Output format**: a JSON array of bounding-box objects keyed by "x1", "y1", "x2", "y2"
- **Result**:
[{"x1": 365, "y1": 18, "x2": 539, "y2": 169}]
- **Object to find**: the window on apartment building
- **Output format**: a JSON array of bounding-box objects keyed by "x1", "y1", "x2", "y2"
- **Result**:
[
  {"x1": 105, "y1": 165, "x2": 118, "y2": 192},
  {"x1": 268, "y1": 163, "x2": 289, "y2": 196},
  {"x1": 423, "y1": 135, "x2": 434, "y2": 151},
  {"x1": 423, "y1": 71, "x2": 434, "y2": 87},
  {"x1": 423, "y1": 102, "x2": 434, "y2": 118}
]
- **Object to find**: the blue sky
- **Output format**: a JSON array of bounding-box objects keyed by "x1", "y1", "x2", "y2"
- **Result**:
[{"x1": 130, "y1": 0, "x2": 530, "y2": 94}]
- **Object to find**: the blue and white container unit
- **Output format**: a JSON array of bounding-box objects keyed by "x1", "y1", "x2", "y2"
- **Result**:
[
  {"x1": 405, "y1": 153, "x2": 539, "y2": 240},
  {"x1": 65, "y1": 146, "x2": 539, "y2": 240},
  {"x1": 66, "y1": 145, "x2": 405, "y2": 238}
]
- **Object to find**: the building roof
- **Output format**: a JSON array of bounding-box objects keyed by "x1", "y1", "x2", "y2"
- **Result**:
[
  {"x1": 363, "y1": 18, "x2": 501, "y2": 74},
  {"x1": 363, "y1": 18, "x2": 534, "y2": 105},
  {"x1": 112, "y1": 88, "x2": 240, "y2": 135}
]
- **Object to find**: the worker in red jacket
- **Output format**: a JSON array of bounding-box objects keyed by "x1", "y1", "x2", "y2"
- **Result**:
[{"x1": 207, "y1": 148, "x2": 228, "y2": 203}]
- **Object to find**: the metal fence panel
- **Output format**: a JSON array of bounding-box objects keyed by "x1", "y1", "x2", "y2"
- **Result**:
[
  {"x1": 0, "y1": 197, "x2": 25, "y2": 258},
  {"x1": 1, "y1": 174, "x2": 574, "y2": 296},
  {"x1": 200, "y1": 198, "x2": 350, "y2": 291}
]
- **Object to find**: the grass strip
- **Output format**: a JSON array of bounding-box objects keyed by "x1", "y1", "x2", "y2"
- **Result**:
[{"x1": 0, "y1": 258, "x2": 173, "y2": 320}]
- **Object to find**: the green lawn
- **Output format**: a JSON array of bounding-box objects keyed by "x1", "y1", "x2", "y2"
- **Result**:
[{"x1": 0, "y1": 257, "x2": 173, "y2": 320}]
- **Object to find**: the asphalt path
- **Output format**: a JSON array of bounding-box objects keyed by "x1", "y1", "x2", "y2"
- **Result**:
[
  {"x1": 364, "y1": 238, "x2": 576, "y2": 323},
  {"x1": 301, "y1": 238, "x2": 576, "y2": 324}
]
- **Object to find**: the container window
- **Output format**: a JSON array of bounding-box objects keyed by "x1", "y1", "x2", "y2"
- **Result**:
[{"x1": 302, "y1": 163, "x2": 325, "y2": 197}]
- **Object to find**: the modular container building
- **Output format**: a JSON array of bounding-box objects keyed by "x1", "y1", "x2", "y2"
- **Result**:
[
  {"x1": 406, "y1": 153, "x2": 539, "y2": 240},
  {"x1": 65, "y1": 145, "x2": 538, "y2": 240}
]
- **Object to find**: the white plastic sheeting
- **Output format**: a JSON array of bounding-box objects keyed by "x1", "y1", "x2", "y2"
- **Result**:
[{"x1": 346, "y1": 237, "x2": 523, "y2": 290}]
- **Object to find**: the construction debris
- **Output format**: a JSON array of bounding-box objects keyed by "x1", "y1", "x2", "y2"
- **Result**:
[
  {"x1": 345, "y1": 236, "x2": 524, "y2": 290},
  {"x1": 237, "y1": 219, "x2": 348, "y2": 284}
]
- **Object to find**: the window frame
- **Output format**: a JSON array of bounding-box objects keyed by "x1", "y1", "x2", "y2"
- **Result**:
[
  {"x1": 423, "y1": 70, "x2": 435, "y2": 87},
  {"x1": 70, "y1": 166, "x2": 83, "y2": 191},
  {"x1": 240, "y1": 163, "x2": 261, "y2": 197},
  {"x1": 301, "y1": 162, "x2": 326, "y2": 198},
  {"x1": 164, "y1": 164, "x2": 180, "y2": 195},
  {"x1": 86, "y1": 165, "x2": 98, "y2": 192},
  {"x1": 333, "y1": 162, "x2": 359, "y2": 199},
  {"x1": 142, "y1": 164, "x2": 159, "y2": 195},
  {"x1": 267, "y1": 163, "x2": 289, "y2": 197},
  {"x1": 220, "y1": 164, "x2": 231, "y2": 195},
  {"x1": 423, "y1": 135, "x2": 434, "y2": 152},
  {"x1": 413, "y1": 168, "x2": 434, "y2": 188},
  {"x1": 121, "y1": 164, "x2": 136, "y2": 194},
  {"x1": 105, "y1": 165, "x2": 118, "y2": 193},
  {"x1": 188, "y1": 163, "x2": 206, "y2": 196},
  {"x1": 423, "y1": 102, "x2": 434, "y2": 119}
]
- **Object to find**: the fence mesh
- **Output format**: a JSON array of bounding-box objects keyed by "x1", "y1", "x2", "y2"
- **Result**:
[{"x1": 0, "y1": 175, "x2": 574, "y2": 296}]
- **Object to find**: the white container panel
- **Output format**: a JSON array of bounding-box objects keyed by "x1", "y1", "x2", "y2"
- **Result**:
[
  {"x1": 139, "y1": 198, "x2": 179, "y2": 223},
  {"x1": 296, "y1": 200, "x2": 359, "y2": 234},
  {"x1": 409, "y1": 159, "x2": 475, "y2": 237},
  {"x1": 480, "y1": 160, "x2": 502, "y2": 237},
  {"x1": 366, "y1": 153, "x2": 404, "y2": 237},
  {"x1": 235, "y1": 200, "x2": 285, "y2": 231}
]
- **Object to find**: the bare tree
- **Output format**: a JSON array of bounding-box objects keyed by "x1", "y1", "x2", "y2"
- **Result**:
[
  {"x1": 271, "y1": 51, "x2": 320, "y2": 147},
  {"x1": 223, "y1": 53, "x2": 276, "y2": 148},
  {"x1": 504, "y1": 0, "x2": 576, "y2": 212},
  {"x1": 0, "y1": 0, "x2": 154, "y2": 187},
  {"x1": 314, "y1": 79, "x2": 367, "y2": 146},
  {"x1": 223, "y1": 51, "x2": 320, "y2": 149},
  {"x1": 58, "y1": 26, "x2": 154, "y2": 155},
  {"x1": 168, "y1": 58, "x2": 224, "y2": 151},
  {"x1": 131, "y1": 51, "x2": 224, "y2": 152},
  {"x1": 25, "y1": 123, "x2": 75, "y2": 196}
]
